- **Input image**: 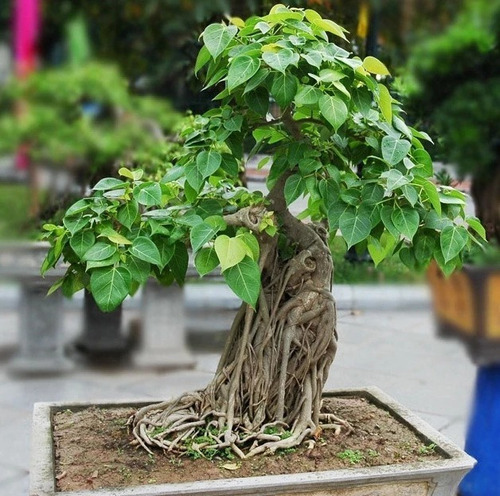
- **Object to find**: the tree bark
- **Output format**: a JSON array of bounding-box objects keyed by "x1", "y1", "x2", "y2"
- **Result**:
[{"x1": 470, "y1": 165, "x2": 500, "y2": 244}]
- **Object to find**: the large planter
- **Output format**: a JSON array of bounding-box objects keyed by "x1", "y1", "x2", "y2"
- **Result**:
[
  {"x1": 30, "y1": 387, "x2": 474, "y2": 496},
  {"x1": 427, "y1": 262, "x2": 500, "y2": 365}
]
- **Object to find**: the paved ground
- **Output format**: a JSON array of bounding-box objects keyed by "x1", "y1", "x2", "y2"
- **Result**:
[{"x1": 0, "y1": 283, "x2": 477, "y2": 496}]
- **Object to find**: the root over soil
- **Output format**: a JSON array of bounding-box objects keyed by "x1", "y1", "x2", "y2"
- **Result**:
[{"x1": 130, "y1": 208, "x2": 343, "y2": 458}]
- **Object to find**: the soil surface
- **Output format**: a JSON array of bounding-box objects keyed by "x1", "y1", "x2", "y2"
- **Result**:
[{"x1": 53, "y1": 396, "x2": 444, "y2": 492}]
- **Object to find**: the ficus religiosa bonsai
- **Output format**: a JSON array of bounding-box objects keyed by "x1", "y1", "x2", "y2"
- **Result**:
[{"x1": 41, "y1": 5, "x2": 484, "y2": 459}]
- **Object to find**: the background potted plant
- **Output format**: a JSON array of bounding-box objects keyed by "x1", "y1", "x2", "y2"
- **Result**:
[
  {"x1": 402, "y1": 0, "x2": 500, "y2": 365},
  {"x1": 38, "y1": 4, "x2": 480, "y2": 493},
  {"x1": 0, "y1": 61, "x2": 181, "y2": 224},
  {"x1": 0, "y1": 61, "x2": 182, "y2": 365}
]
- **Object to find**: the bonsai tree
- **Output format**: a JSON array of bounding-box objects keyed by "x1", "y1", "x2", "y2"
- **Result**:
[
  {"x1": 402, "y1": 0, "x2": 500, "y2": 245},
  {"x1": 0, "y1": 62, "x2": 180, "y2": 219},
  {"x1": 42, "y1": 5, "x2": 483, "y2": 458}
]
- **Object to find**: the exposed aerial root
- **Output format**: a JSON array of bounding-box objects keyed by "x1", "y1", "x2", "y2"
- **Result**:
[{"x1": 129, "y1": 218, "x2": 342, "y2": 458}]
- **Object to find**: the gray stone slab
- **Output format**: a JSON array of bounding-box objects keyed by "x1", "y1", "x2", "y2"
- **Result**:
[
  {"x1": 0, "y1": 376, "x2": 153, "y2": 412},
  {"x1": 0, "y1": 465, "x2": 27, "y2": 485},
  {"x1": 439, "y1": 418, "x2": 468, "y2": 449},
  {"x1": 121, "y1": 370, "x2": 213, "y2": 399},
  {"x1": 1, "y1": 473, "x2": 29, "y2": 496},
  {"x1": 0, "y1": 415, "x2": 32, "y2": 471}
]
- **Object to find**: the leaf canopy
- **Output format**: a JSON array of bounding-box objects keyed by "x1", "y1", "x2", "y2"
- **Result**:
[{"x1": 41, "y1": 5, "x2": 482, "y2": 311}]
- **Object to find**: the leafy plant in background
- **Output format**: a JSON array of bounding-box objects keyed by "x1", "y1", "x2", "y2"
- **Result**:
[
  {"x1": 42, "y1": 5, "x2": 482, "y2": 459},
  {"x1": 403, "y1": 0, "x2": 500, "y2": 246},
  {"x1": 0, "y1": 61, "x2": 181, "y2": 222}
]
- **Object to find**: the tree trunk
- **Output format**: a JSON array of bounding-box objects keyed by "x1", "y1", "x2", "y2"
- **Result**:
[
  {"x1": 131, "y1": 214, "x2": 341, "y2": 458},
  {"x1": 470, "y1": 165, "x2": 500, "y2": 244}
]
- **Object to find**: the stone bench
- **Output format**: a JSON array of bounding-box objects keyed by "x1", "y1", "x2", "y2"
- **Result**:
[
  {"x1": 0, "y1": 242, "x2": 74, "y2": 375},
  {"x1": 0, "y1": 242, "x2": 204, "y2": 374}
]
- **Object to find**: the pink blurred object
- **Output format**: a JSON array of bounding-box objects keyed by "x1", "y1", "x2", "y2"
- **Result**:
[
  {"x1": 14, "y1": 0, "x2": 40, "y2": 78},
  {"x1": 14, "y1": 0, "x2": 40, "y2": 170}
]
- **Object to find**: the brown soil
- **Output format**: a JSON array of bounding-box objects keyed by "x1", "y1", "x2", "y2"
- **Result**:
[{"x1": 53, "y1": 396, "x2": 444, "y2": 492}]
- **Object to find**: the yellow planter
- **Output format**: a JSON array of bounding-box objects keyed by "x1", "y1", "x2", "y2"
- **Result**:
[{"x1": 428, "y1": 262, "x2": 500, "y2": 364}]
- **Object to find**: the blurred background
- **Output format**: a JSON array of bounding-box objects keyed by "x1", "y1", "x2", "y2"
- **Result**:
[{"x1": 0, "y1": 0, "x2": 499, "y2": 495}]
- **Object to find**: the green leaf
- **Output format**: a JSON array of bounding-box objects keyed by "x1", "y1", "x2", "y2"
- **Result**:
[
  {"x1": 99, "y1": 227, "x2": 132, "y2": 245},
  {"x1": 414, "y1": 233, "x2": 436, "y2": 265},
  {"x1": 391, "y1": 207, "x2": 419, "y2": 240},
  {"x1": 399, "y1": 247, "x2": 416, "y2": 270},
  {"x1": 214, "y1": 235, "x2": 248, "y2": 271},
  {"x1": 440, "y1": 225, "x2": 468, "y2": 263},
  {"x1": 401, "y1": 184, "x2": 418, "y2": 206},
  {"x1": 319, "y1": 95, "x2": 348, "y2": 131},
  {"x1": 299, "y1": 158, "x2": 322, "y2": 175},
  {"x1": 63, "y1": 212, "x2": 90, "y2": 235},
  {"x1": 295, "y1": 85, "x2": 322, "y2": 106},
  {"x1": 242, "y1": 68, "x2": 269, "y2": 94},
  {"x1": 339, "y1": 207, "x2": 372, "y2": 248},
  {"x1": 380, "y1": 205, "x2": 400, "y2": 239},
  {"x1": 223, "y1": 256, "x2": 261, "y2": 307},
  {"x1": 170, "y1": 242, "x2": 189, "y2": 285},
  {"x1": 65, "y1": 199, "x2": 89, "y2": 217},
  {"x1": 83, "y1": 242, "x2": 117, "y2": 262},
  {"x1": 127, "y1": 256, "x2": 150, "y2": 284},
  {"x1": 238, "y1": 232, "x2": 260, "y2": 261},
  {"x1": 270, "y1": 73, "x2": 298, "y2": 108},
  {"x1": 195, "y1": 45, "x2": 211, "y2": 74},
  {"x1": 434, "y1": 249, "x2": 458, "y2": 277},
  {"x1": 367, "y1": 232, "x2": 396, "y2": 266},
  {"x1": 413, "y1": 177, "x2": 441, "y2": 215},
  {"x1": 118, "y1": 167, "x2": 135, "y2": 180},
  {"x1": 90, "y1": 266, "x2": 131, "y2": 312},
  {"x1": 162, "y1": 166, "x2": 184, "y2": 183},
  {"x1": 262, "y1": 48, "x2": 298, "y2": 73},
  {"x1": 70, "y1": 231, "x2": 95, "y2": 258},
  {"x1": 198, "y1": 150, "x2": 222, "y2": 178},
  {"x1": 135, "y1": 183, "x2": 162, "y2": 207},
  {"x1": 381, "y1": 136, "x2": 411, "y2": 165},
  {"x1": 92, "y1": 178, "x2": 126, "y2": 191},
  {"x1": 195, "y1": 246, "x2": 219, "y2": 276},
  {"x1": 284, "y1": 174, "x2": 305, "y2": 205},
  {"x1": 130, "y1": 237, "x2": 162, "y2": 267},
  {"x1": 245, "y1": 87, "x2": 269, "y2": 116},
  {"x1": 86, "y1": 254, "x2": 120, "y2": 270},
  {"x1": 378, "y1": 84, "x2": 392, "y2": 122},
  {"x1": 382, "y1": 169, "x2": 410, "y2": 191},
  {"x1": 117, "y1": 200, "x2": 139, "y2": 230},
  {"x1": 302, "y1": 51, "x2": 322, "y2": 68},
  {"x1": 467, "y1": 217, "x2": 486, "y2": 240},
  {"x1": 363, "y1": 56, "x2": 390, "y2": 75},
  {"x1": 228, "y1": 55, "x2": 261, "y2": 91},
  {"x1": 361, "y1": 184, "x2": 384, "y2": 204},
  {"x1": 223, "y1": 114, "x2": 243, "y2": 132},
  {"x1": 308, "y1": 15, "x2": 347, "y2": 39},
  {"x1": 185, "y1": 161, "x2": 204, "y2": 192},
  {"x1": 190, "y1": 222, "x2": 218, "y2": 252},
  {"x1": 412, "y1": 148, "x2": 433, "y2": 177},
  {"x1": 202, "y1": 24, "x2": 237, "y2": 59}
]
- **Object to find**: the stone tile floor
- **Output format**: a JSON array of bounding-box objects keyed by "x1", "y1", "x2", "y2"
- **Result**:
[{"x1": 0, "y1": 297, "x2": 477, "y2": 495}]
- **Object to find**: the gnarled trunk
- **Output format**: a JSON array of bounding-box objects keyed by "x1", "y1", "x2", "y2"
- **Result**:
[
  {"x1": 470, "y1": 166, "x2": 500, "y2": 244},
  {"x1": 131, "y1": 215, "x2": 341, "y2": 458}
]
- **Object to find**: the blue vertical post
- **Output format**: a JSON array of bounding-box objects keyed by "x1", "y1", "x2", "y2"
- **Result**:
[{"x1": 460, "y1": 366, "x2": 500, "y2": 496}]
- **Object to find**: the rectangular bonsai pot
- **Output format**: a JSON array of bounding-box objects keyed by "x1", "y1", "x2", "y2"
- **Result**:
[{"x1": 30, "y1": 387, "x2": 474, "y2": 496}]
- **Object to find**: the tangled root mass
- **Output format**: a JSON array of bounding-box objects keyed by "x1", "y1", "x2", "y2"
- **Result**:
[{"x1": 130, "y1": 212, "x2": 346, "y2": 458}]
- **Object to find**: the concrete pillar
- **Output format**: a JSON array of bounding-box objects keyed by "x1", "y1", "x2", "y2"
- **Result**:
[
  {"x1": 8, "y1": 280, "x2": 73, "y2": 375},
  {"x1": 134, "y1": 279, "x2": 195, "y2": 370},
  {"x1": 73, "y1": 290, "x2": 129, "y2": 358}
]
